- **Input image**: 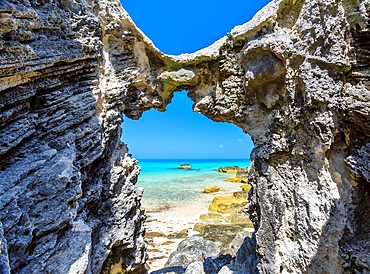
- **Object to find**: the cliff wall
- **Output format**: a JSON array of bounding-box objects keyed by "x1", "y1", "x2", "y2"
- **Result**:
[
  {"x1": 0, "y1": 0, "x2": 369, "y2": 273},
  {"x1": 0, "y1": 0, "x2": 161, "y2": 272}
]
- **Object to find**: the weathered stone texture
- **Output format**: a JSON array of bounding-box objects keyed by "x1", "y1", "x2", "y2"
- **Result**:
[
  {"x1": 1, "y1": 0, "x2": 370, "y2": 273},
  {"x1": 127, "y1": 0, "x2": 369, "y2": 273},
  {"x1": 0, "y1": 0, "x2": 162, "y2": 273}
]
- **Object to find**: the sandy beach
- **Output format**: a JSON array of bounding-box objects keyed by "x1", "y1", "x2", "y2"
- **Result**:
[
  {"x1": 143, "y1": 186, "x2": 245, "y2": 271},
  {"x1": 145, "y1": 204, "x2": 209, "y2": 270}
]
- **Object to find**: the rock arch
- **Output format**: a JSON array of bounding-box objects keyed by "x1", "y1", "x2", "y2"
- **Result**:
[{"x1": 0, "y1": 0, "x2": 369, "y2": 273}]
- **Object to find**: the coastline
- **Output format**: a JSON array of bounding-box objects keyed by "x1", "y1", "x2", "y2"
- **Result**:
[
  {"x1": 138, "y1": 159, "x2": 252, "y2": 271},
  {"x1": 137, "y1": 158, "x2": 251, "y2": 209}
]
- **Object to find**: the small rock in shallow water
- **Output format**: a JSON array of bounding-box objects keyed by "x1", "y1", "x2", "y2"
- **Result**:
[
  {"x1": 178, "y1": 164, "x2": 192, "y2": 169},
  {"x1": 202, "y1": 186, "x2": 220, "y2": 194}
]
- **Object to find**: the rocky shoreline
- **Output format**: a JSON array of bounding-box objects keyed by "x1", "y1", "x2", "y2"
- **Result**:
[{"x1": 144, "y1": 167, "x2": 252, "y2": 273}]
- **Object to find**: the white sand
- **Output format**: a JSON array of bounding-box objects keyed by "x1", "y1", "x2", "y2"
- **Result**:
[
  {"x1": 144, "y1": 202, "x2": 209, "y2": 270},
  {"x1": 143, "y1": 187, "x2": 242, "y2": 271}
]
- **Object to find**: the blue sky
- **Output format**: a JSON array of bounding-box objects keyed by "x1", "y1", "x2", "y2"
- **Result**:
[{"x1": 120, "y1": 0, "x2": 271, "y2": 159}]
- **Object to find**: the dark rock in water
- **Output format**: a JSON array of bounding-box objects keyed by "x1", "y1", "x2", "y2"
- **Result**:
[
  {"x1": 193, "y1": 223, "x2": 244, "y2": 249},
  {"x1": 178, "y1": 164, "x2": 192, "y2": 169}
]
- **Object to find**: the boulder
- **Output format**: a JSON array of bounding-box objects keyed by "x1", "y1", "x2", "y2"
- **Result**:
[
  {"x1": 165, "y1": 237, "x2": 219, "y2": 267},
  {"x1": 225, "y1": 171, "x2": 249, "y2": 183},
  {"x1": 202, "y1": 186, "x2": 220, "y2": 194},
  {"x1": 177, "y1": 236, "x2": 219, "y2": 257},
  {"x1": 236, "y1": 171, "x2": 248, "y2": 179},
  {"x1": 209, "y1": 195, "x2": 247, "y2": 214},
  {"x1": 232, "y1": 191, "x2": 248, "y2": 199},
  {"x1": 193, "y1": 223, "x2": 244, "y2": 249},
  {"x1": 184, "y1": 262, "x2": 205, "y2": 274},
  {"x1": 233, "y1": 235, "x2": 258, "y2": 274}
]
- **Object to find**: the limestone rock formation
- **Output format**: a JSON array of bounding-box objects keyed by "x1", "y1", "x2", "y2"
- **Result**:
[
  {"x1": 143, "y1": 0, "x2": 370, "y2": 273},
  {"x1": 0, "y1": 0, "x2": 160, "y2": 272},
  {"x1": 1, "y1": 0, "x2": 370, "y2": 273}
]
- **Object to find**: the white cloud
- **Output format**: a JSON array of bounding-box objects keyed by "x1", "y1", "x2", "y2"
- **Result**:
[
  {"x1": 238, "y1": 139, "x2": 242, "y2": 142},
  {"x1": 219, "y1": 145, "x2": 223, "y2": 148}
]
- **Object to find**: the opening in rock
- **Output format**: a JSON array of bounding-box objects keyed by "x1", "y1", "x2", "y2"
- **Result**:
[
  {"x1": 119, "y1": 1, "x2": 272, "y2": 272},
  {"x1": 121, "y1": 91, "x2": 254, "y2": 270}
]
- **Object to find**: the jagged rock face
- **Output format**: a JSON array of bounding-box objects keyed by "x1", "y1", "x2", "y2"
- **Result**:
[
  {"x1": 129, "y1": 0, "x2": 369, "y2": 273},
  {"x1": 1, "y1": 0, "x2": 369, "y2": 274},
  {"x1": 0, "y1": 0, "x2": 162, "y2": 273}
]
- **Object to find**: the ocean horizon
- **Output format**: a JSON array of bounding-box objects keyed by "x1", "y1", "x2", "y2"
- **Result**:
[{"x1": 136, "y1": 158, "x2": 250, "y2": 210}]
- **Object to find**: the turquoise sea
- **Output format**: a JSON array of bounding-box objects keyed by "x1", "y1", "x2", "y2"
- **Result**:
[{"x1": 136, "y1": 159, "x2": 250, "y2": 209}]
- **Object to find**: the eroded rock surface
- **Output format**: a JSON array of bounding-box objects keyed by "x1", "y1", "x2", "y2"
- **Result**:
[
  {"x1": 1, "y1": 0, "x2": 370, "y2": 273},
  {"x1": 0, "y1": 0, "x2": 160, "y2": 272}
]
